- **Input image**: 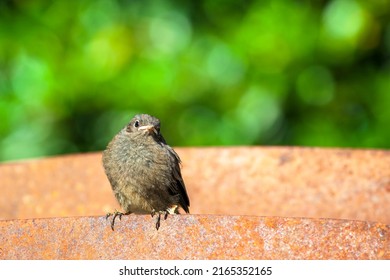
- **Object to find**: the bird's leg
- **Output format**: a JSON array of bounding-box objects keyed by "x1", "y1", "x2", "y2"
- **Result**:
[
  {"x1": 106, "y1": 209, "x2": 129, "y2": 231},
  {"x1": 155, "y1": 212, "x2": 161, "y2": 230}
]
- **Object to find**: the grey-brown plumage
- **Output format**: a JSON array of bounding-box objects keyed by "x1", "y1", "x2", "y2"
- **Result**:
[{"x1": 102, "y1": 114, "x2": 190, "y2": 230}]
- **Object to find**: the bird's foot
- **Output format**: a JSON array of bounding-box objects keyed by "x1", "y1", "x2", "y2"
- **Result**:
[
  {"x1": 151, "y1": 210, "x2": 169, "y2": 230},
  {"x1": 106, "y1": 209, "x2": 129, "y2": 231}
]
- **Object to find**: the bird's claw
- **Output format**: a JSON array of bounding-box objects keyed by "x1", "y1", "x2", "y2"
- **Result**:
[
  {"x1": 106, "y1": 209, "x2": 126, "y2": 231},
  {"x1": 151, "y1": 210, "x2": 169, "y2": 230}
]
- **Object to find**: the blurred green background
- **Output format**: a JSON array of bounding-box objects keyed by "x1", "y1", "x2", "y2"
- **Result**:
[{"x1": 0, "y1": 0, "x2": 389, "y2": 162}]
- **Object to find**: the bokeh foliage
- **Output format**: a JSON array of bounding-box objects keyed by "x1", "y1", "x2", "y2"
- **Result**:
[{"x1": 0, "y1": 0, "x2": 389, "y2": 162}]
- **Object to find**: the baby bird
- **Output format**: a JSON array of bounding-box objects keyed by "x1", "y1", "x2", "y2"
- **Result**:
[{"x1": 102, "y1": 114, "x2": 190, "y2": 230}]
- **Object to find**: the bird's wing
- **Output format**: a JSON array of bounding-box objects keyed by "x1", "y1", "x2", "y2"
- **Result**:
[{"x1": 166, "y1": 145, "x2": 190, "y2": 213}]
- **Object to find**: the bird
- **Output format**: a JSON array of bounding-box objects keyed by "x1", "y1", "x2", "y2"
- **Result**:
[{"x1": 102, "y1": 113, "x2": 190, "y2": 230}]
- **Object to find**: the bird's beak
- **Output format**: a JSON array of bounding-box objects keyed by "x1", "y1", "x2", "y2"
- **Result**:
[{"x1": 138, "y1": 125, "x2": 158, "y2": 135}]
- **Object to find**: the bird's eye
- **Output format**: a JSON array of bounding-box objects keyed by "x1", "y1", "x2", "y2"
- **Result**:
[{"x1": 134, "y1": 120, "x2": 140, "y2": 128}]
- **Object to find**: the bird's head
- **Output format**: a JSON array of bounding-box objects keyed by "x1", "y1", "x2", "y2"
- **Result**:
[{"x1": 126, "y1": 114, "x2": 161, "y2": 137}]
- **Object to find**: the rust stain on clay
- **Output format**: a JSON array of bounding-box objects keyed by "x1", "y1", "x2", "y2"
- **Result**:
[
  {"x1": 1, "y1": 147, "x2": 390, "y2": 223},
  {"x1": 0, "y1": 215, "x2": 389, "y2": 260},
  {"x1": 0, "y1": 147, "x2": 389, "y2": 259}
]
